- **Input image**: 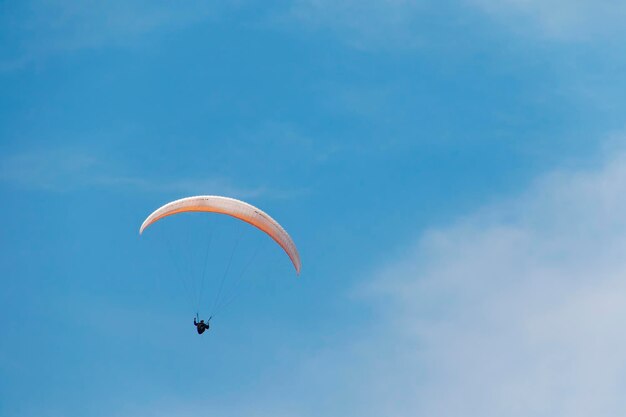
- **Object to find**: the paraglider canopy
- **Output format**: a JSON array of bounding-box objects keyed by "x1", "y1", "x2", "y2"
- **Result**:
[{"x1": 139, "y1": 195, "x2": 301, "y2": 274}]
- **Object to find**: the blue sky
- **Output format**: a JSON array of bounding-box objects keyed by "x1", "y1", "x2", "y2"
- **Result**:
[{"x1": 2, "y1": 1, "x2": 626, "y2": 416}]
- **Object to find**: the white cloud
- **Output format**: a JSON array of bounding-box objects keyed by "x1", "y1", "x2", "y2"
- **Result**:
[{"x1": 340, "y1": 147, "x2": 626, "y2": 416}]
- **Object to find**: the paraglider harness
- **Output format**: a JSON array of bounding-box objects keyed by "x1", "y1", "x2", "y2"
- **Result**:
[{"x1": 194, "y1": 314, "x2": 211, "y2": 334}]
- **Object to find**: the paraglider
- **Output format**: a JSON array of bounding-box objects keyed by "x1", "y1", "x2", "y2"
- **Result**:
[
  {"x1": 140, "y1": 195, "x2": 301, "y2": 274},
  {"x1": 139, "y1": 195, "x2": 301, "y2": 332},
  {"x1": 194, "y1": 315, "x2": 211, "y2": 334}
]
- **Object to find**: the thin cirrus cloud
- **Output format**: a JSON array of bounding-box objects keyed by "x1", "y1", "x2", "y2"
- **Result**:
[{"x1": 0, "y1": 147, "x2": 268, "y2": 199}]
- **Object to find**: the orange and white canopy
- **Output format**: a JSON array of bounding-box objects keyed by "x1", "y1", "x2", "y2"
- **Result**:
[{"x1": 139, "y1": 195, "x2": 301, "y2": 274}]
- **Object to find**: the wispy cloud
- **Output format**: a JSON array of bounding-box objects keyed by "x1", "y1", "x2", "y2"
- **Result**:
[
  {"x1": 470, "y1": 0, "x2": 626, "y2": 41},
  {"x1": 342, "y1": 142, "x2": 626, "y2": 415},
  {"x1": 0, "y1": 0, "x2": 221, "y2": 71},
  {"x1": 0, "y1": 147, "x2": 274, "y2": 199}
]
